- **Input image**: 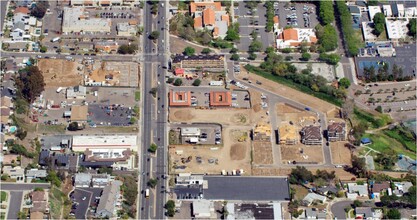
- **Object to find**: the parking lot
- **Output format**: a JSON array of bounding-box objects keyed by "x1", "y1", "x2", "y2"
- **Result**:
[
  {"x1": 70, "y1": 188, "x2": 103, "y2": 219},
  {"x1": 40, "y1": 135, "x2": 72, "y2": 151},
  {"x1": 88, "y1": 104, "x2": 134, "y2": 126},
  {"x1": 277, "y1": 2, "x2": 319, "y2": 29},
  {"x1": 235, "y1": 2, "x2": 274, "y2": 52},
  {"x1": 172, "y1": 123, "x2": 222, "y2": 145}
]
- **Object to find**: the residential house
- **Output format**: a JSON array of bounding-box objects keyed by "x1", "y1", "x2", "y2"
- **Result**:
[
  {"x1": 30, "y1": 190, "x2": 49, "y2": 215},
  {"x1": 276, "y1": 28, "x2": 317, "y2": 49},
  {"x1": 347, "y1": 183, "x2": 369, "y2": 199},
  {"x1": 393, "y1": 181, "x2": 413, "y2": 197},
  {"x1": 370, "y1": 181, "x2": 391, "y2": 199},
  {"x1": 66, "y1": 86, "x2": 87, "y2": 99},
  {"x1": 6, "y1": 42, "x2": 28, "y2": 52},
  {"x1": 305, "y1": 208, "x2": 327, "y2": 219},
  {"x1": 355, "y1": 207, "x2": 383, "y2": 220},
  {"x1": 253, "y1": 122, "x2": 272, "y2": 142},
  {"x1": 74, "y1": 173, "x2": 92, "y2": 187},
  {"x1": 96, "y1": 180, "x2": 122, "y2": 218},
  {"x1": 26, "y1": 169, "x2": 47, "y2": 182},
  {"x1": 327, "y1": 122, "x2": 346, "y2": 142},
  {"x1": 300, "y1": 125, "x2": 322, "y2": 145},
  {"x1": 278, "y1": 123, "x2": 299, "y2": 145},
  {"x1": 302, "y1": 193, "x2": 327, "y2": 206},
  {"x1": 92, "y1": 174, "x2": 111, "y2": 187},
  {"x1": 0, "y1": 96, "x2": 13, "y2": 125},
  {"x1": 94, "y1": 41, "x2": 119, "y2": 53},
  {"x1": 317, "y1": 185, "x2": 339, "y2": 196},
  {"x1": 2, "y1": 166, "x2": 25, "y2": 182}
]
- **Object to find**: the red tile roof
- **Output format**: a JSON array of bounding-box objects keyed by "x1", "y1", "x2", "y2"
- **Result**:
[
  {"x1": 14, "y1": 7, "x2": 30, "y2": 15},
  {"x1": 283, "y1": 28, "x2": 298, "y2": 41},
  {"x1": 194, "y1": 17, "x2": 203, "y2": 29},
  {"x1": 203, "y1": 8, "x2": 215, "y2": 26},
  {"x1": 209, "y1": 91, "x2": 232, "y2": 107},
  {"x1": 169, "y1": 91, "x2": 191, "y2": 107}
]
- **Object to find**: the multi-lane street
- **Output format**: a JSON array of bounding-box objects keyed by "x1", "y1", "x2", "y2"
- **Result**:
[{"x1": 139, "y1": 1, "x2": 169, "y2": 219}]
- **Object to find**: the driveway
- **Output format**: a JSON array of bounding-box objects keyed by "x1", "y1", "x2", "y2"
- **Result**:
[
  {"x1": 71, "y1": 188, "x2": 102, "y2": 219},
  {"x1": 7, "y1": 191, "x2": 23, "y2": 220},
  {"x1": 331, "y1": 201, "x2": 353, "y2": 219}
]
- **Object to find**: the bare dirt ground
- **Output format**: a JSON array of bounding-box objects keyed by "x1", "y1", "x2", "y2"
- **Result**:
[
  {"x1": 37, "y1": 59, "x2": 83, "y2": 87},
  {"x1": 239, "y1": 67, "x2": 337, "y2": 116},
  {"x1": 169, "y1": 108, "x2": 255, "y2": 126},
  {"x1": 330, "y1": 141, "x2": 352, "y2": 165},
  {"x1": 276, "y1": 103, "x2": 319, "y2": 126},
  {"x1": 252, "y1": 167, "x2": 292, "y2": 176},
  {"x1": 253, "y1": 142, "x2": 274, "y2": 165},
  {"x1": 89, "y1": 62, "x2": 120, "y2": 86},
  {"x1": 280, "y1": 144, "x2": 324, "y2": 164},
  {"x1": 169, "y1": 126, "x2": 252, "y2": 175},
  {"x1": 169, "y1": 35, "x2": 207, "y2": 54}
]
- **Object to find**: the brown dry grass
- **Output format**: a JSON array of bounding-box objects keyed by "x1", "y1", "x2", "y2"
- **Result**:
[
  {"x1": 38, "y1": 59, "x2": 82, "y2": 87},
  {"x1": 252, "y1": 167, "x2": 292, "y2": 176},
  {"x1": 239, "y1": 67, "x2": 337, "y2": 116},
  {"x1": 169, "y1": 108, "x2": 254, "y2": 126},
  {"x1": 253, "y1": 142, "x2": 274, "y2": 164},
  {"x1": 280, "y1": 144, "x2": 324, "y2": 164},
  {"x1": 230, "y1": 143, "x2": 246, "y2": 160},
  {"x1": 330, "y1": 141, "x2": 352, "y2": 165}
]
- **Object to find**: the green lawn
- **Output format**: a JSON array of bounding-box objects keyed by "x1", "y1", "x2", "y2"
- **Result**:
[
  {"x1": 135, "y1": 91, "x2": 141, "y2": 101},
  {"x1": 0, "y1": 212, "x2": 5, "y2": 220},
  {"x1": 49, "y1": 187, "x2": 64, "y2": 219},
  {"x1": 1, "y1": 191, "x2": 7, "y2": 203},
  {"x1": 37, "y1": 124, "x2": 67, "y2": 134},
  {"x1": 383, "y1": 127, "x2": 416, "y2": 153},
  {"x1": 362, "y1": 132, "x2": 416, "y2": 160}
]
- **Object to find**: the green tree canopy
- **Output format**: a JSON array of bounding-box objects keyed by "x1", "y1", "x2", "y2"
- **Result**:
[
  {"x1": 31, "y1": 1, "x2": 49, "y2": 19},
  {"x1": 173, "y1": 78, "x2": 183, "y2": 86},
  {"x1": 230, "y1": 53, "x2": 240, "y2": 61},
  {"x1": 15, "y1": 66, "x2": 45, "y2": 103},
  {"x1": 407, "y1": 18, "x2": 416, "y2": 37},
  {"x1": 192, "y1": 79, "x2": 201, "y2": 86},
  {"x1": 149, "y1": 31, "x2": 160, "y2": 40},
  {"x1": 249, "y1": 40, "x2": 263, "y2": 52},
  {"x1": 373, "y1": 13, "x2": 386, "y2": 36},
  {"x1": 301, "y1": 52, "x2": 311, "y2": 61},
  {"x1": 183, "y1": 47, "x2": 196, "y2": 56},
  {"x1": 386, "y1": 209, "x2": 401, "y2": 219},
  {"x1": 339, "y1": 78, "x2": 351, "y2": 89},
  {"x1": 201, "y1": 48, "x2": 212, "y2": 54},
  {"x1": 318, "y1": 1, "x2": 335, "y2": 25}
]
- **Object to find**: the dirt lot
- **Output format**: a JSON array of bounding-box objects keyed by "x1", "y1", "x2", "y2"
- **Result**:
[
  {"x1": 169, "y1": 126, "x2": 251, "y2": 175},
  {"x1": 169, "y1": 108, "x2": 254, "y2": 126},
  {"x1": 330, "y1": 141, "x2": 352, "y2": 165},
  {"x1": 252, "y1": 167, "x2": 355, "y2": 180},
  {"x1": 169, "y1": 35, "x2": 215, "y2": 55},
  {"x1": 280, "y1": 144, "x2": 324, "y2": 164},
  {"x1": 253, "y1": 142, "x2": 274, "y2": 165},
  {"x1": 239, "y1": 67, "x2": 337, "y2": 116},
  {"x1": 276, "y1": 103, "x2": 319, "y2": 126},
  {"x1": 38, "y1": 59, "x2": 83, "y2": 87}
]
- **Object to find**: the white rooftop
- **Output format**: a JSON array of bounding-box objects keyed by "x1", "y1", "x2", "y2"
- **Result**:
[
  {"x1": 72, "y1": 135, "x2": 137, "y2": 148},
  {"x1": 368, "y1": 6, "x2": 382, "y2": 20},
  {"x1": 386, "y1": 18, "x2": 409, "y2": 40}
]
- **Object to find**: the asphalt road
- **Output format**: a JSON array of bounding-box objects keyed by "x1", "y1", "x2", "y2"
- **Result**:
[
  {"x1": 7, "y1": 191, "x2": 23, "y2": 220},
  {"x1": 0, "y1": 0, "x2": 7, "y2": 31},
  {"x1": 139, "y1": 2, "x2": 169, "y2": 219},
  {"x1": 1, "y1": 183, "x2": 50, "y2": 191},
  {"x1": 331, "y1": 201, "x2": 353, "y2": 219}
]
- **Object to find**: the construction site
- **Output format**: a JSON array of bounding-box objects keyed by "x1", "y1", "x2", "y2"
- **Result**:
[{"x1": 37, "y1": 59, "x2": 83, "y2": 87}]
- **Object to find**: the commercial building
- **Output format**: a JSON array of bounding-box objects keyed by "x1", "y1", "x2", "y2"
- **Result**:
[
  {"x1": 190, "y1": 1, "x2": 229, "y2": 38},
  {"x1": 192, "y1": 200, "x2": 215, "y2": 219},
  {"x1": 74, "y1": 173, "x2": 92, "y2": 187},
  {"x1": 172, "y1": 55, "x2": 225, "y2": 70},
  {"x1": 386, "y1": 18, "x2": 410, "y2": 41},
  {"x1": 116, "y1": 22, "x2": 137, "y2": 36},
  {"x1": 94, "y1": 41, "x2": 119, "y2": 53},
  {"x1": 70, "y1": 105, "x2": 88, "y2": 123},
  {"x1": 227, "y1": 203, "x2": 283, "y2": 220},
  {"x1": 70, "y1": 0, "x2": 140, "y2": 6},
  {"x1": 169, "y1": 90, "x2": 191, "y2": 107},
  {"x1": 300, "y1": 125, "x2": 322, "y2": 145},
  {"x1": 362, "y1": 22, "x2": 378, "y2": 42},
  {"x1": 66, "y1": 86, "x2": 87, "y2": 99},
  {"x1": 209, "y1": 91, "x2": 231, "y2": 107},
  {"x1": 96, "y1": 180, "x2": 122, "y2": 218},
  {"x1": 62, "y1": 7, "x2": 111, "y2": 33},
  {"x1": 327, "y1": 122, "x2": 346, "y2": 142},
  {"x1": 84, "y1": 148, "x2": 135, "y2": 170},
  {"x1": 276, "y1": 28, "x2": 317, "y2": 49},
  {"x1": 72, "y1": 135, "x2": 137, "y2": 151},
  {"x1": 368, "y1": 6, "x2": 382, "y2": 20},
  {"x1": 180, "y1": 127, "x2": 201, "y2": 137},
  {"x1": 278, "y1": 123, "x2": 299, "y2": 145}
]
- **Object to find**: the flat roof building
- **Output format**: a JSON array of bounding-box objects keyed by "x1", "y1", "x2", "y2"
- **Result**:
[
  {"x1": 96, "y1": 180, "x2": 122, "y2": 218},
  {"x1": 70, "y1": 105, "x2": 88, "y2": 122},
  {"x1": 72, "y1": 135, "x2": 137, "y2": 152},
  {"x1": 169, "y1": 90, "x2": 191, "y2": 107},
  {"x1": 209, "y1": 91, "x2": 231, "y2": 107},
  {"x1": 368, "y1": 6, "x2": 382, "y2": 20},
  {"x1": 62, "y1": 7, "x2": 111, "y2": 33},
  {"x1": 192, "y1": 200, "x2": 215, "y2": 219},
  {"x1": 180, "y1": 127, "x2": 201, "y2": 137},
  {"x1": 276, "y1": 28, "x2": 317, "y2": 49}
]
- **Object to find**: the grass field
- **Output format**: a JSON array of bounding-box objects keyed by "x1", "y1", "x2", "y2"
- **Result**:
[
  {"x1": 353, "y1": 108, "x2": 392, "y2": 129},
  {"x1": 1, "y1": 191, "x2": 6, "y2": 203},
  {"x1": 49, "y1": 187, "x2": 64, "y2": 219},
  {"x1": 37, "y1": 124, "x2": 67, "y2": 134},
  {"x1": 135, "y1": 91, "x2": 140, "y2": 101},
  {"x1": 362, "y1": 132, "x2": 416, "y2": 160},
  {"x1": 383, "y1": 127, "x2": 416, "y2": 153},
  {"x1": 0, "y1": 212, "x2": 5, "y2": 220}
]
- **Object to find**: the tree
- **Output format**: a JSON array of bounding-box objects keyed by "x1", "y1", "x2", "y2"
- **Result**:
[
  {"x1": 225, "y1": 23, "x2": 240, "y2": 41},
  {"x1": 173, "y1": 78, "x2": 183, "y2": 86},
  {"x1": 248, "y1": 40, "x2": 263, "y2": 52},
  {"x1": 375, "y1": 150, "x2": 397, "y2": 170},
  {"x1": 373, "y1": 13, "x2": 386, "y2": 36},
  {"x1": 407, "y1": 18, "x2": 416, "y2": 38},
  {"x1": 34, "y1": 187, "x2": 44, "y2": 192},
  {"x1": 230, "y1": 53, "x2": 240, "y2": 61},
  {"x1": 318, "y1": 1, "x2": 335, "y2": 25},
  {"x1": 375, "y1": 105, "x2": 383, "y2": 113},
  {"x1": 350, "y1": 156, "x2": 367, "y2": 177},
  {"x1": 98, "y1": 167, "x2": 113, "y2": 175},
  {"x1": 17, "y1": 211, "x2": 27, "y2": 219},
  {"x1": 31, "y1": 1, "x2": 49, "y2": 19},
  {"x1": 117, "y1": 44, "x2": 137, "y2": 54},
  {"x1": 230, "y1": 47, "x2": 238, "y2": 54},
  {"x1": 386, "y1": 209, "x2": 401, "y2": 219},
  {"x1": 149, "y1": 143, "x2": 157, "y2": 153},
  {"x1": 301, "y1": 52, "x2": 311, "y2": 61},
  {"x1": 281, "y1": 48, "x2": 292, "y2": 53},
  {"x1": 1, "y1": 174, "x2": 8, "y2": 181},
  {"x1": 15, "y1": 66, "x2": 45, "y2": 103},
  {"x1": 149, "y1": 31, "x2": 160, "y2": 40},
  {"x1": 339, "y1": 78, "x2": 351, "y2": 89},
  {"x1": 289, "y1": 166, "x2": 314, "y2": 184},
  {"x1": 183, "y1": 47, "x2": 195, "y2": 56},
  {"x1": 265, "y1": 46, "x2": 275, "y2": 54},
  {"x1": 148, "y1": 178, "x2": 158, "y2": 188},
  {"x1": 165, "y1": 200, "x2": 176, "y2": 217},
  {"x1": 192, "y1": 79, "x2": 201, "y2": 86},
  {"x1": 352, "y1": 200, "x2": 363, "y2": 208},
  {"x1": 316, "y1": 24, "x2": 338, "y2": 52},
  {"x1": 121, "y1": 176, "x2": 138, "y2": 207},
  {"x1": 46, "y1": 170, "x2": 61, "y2": 187},
  {"x1": 16, "y1": 128, "x2": 27, "y2": 140},
  {"x1": 201, "y1": 48, "x2": 212, "y2": 54},
  {"x1": 167, "y1": 78, "x2": 175, "y2": 84},
  {"x1": 248, "y1": 52, "x2": 257, "y2": 60},
  {"x1": 40, "y1": 46, "x2": 47, "y2": 53},
  {"x1": 67, "y1": 122, "x2": 79, "y2": 131},
  {"x1": 319, "y1": 53, "x2": 341, "y2": 65}
]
